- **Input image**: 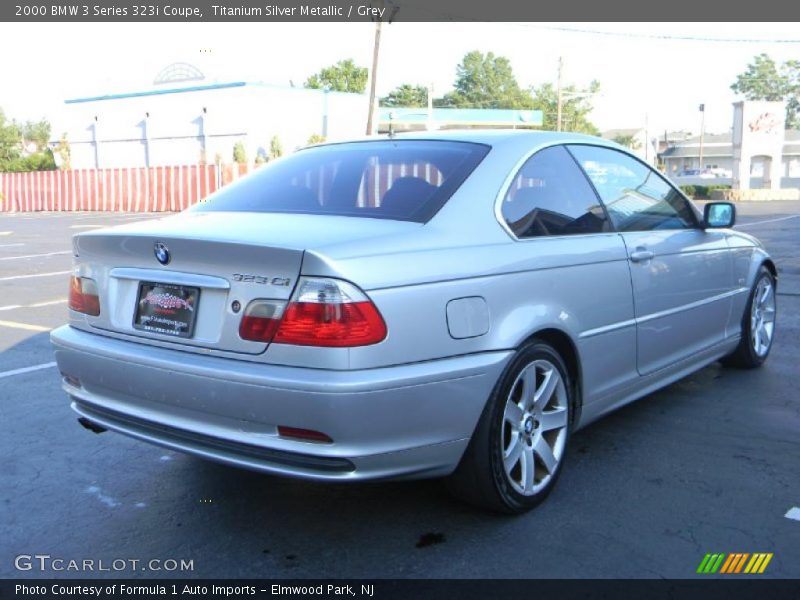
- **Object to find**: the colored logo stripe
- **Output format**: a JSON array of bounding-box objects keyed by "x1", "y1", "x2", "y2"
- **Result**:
[
  {"x1": 697, "y1": 553, "x2": 725, "y2": 573},
  {"x1": 697, "y1": 553, "x2": 773, "y2": 574},
  {"x1": 720, "y1": 553, "x2": 749, "y2": 573},
  {"x1": 744, "y1": 553, "x2": 773, "y2": 574}
]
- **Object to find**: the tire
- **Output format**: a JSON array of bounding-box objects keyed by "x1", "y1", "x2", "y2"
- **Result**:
[
  {"x1": 722, "y1": 266, "x2": 777, "y2": 369},
  {"x1": 446, "y1": 340, "x2": 573, "y2": 514}
]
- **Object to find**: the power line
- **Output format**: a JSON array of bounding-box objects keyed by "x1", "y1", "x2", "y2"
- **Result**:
[
  {"x1": 384, "y1": 8, "x2": 800, "y2": 44},
  {"x1": 512, "y1": 24, "x2": 800, "y2": 44}
]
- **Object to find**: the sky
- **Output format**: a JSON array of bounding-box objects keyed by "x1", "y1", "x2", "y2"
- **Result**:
[{"x1": 1, "y1": 21, "x2": 799, "y2": 138}]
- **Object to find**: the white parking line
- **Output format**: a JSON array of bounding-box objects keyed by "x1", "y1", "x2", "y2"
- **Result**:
[
  {"x1": 70, "y1": 225, "x2": 105, "y2": 229},
  {"x1": 0, "y1": 362, "x2": 57, "y2": 380},
  {"x1": 0, "y1": 270, "x2": 71, "y2": 282},
  {"x1": 0, "y1": 298, "x2": 67, "y2": 311},
  {"x1": 0, "y1": 231, "x2": 12, "y2": 236},
  {"x1": 30, "y1": 298, "x2": 68, "y2": 308},
  {"x1": 735, "y1": 214, "x2": 800, "y2": 228},
  {"x1": 786, "y1": 507, "x2": 800, "y2": 521},
  {"x1": 0, "y1": 250, "x2": 71, "y2": 261},
  {"x1": 0, "y1": 319, "x2": 52, "y2": 332},
  {"x1": 0, "y1": 243, "x2": 24, "y2": 248}
]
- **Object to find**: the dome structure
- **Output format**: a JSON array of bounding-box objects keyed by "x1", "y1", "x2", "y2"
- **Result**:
[{"x1": 153, "y1": 62, "x2": 205, "y2": 85}]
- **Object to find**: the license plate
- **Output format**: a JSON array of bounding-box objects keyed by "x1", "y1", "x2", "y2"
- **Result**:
[{"x1": 133, "y1": 282, "x2": 200, "y2": 338}]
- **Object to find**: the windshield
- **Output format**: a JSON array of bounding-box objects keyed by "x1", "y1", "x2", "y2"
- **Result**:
[{"x1": 193, "y1": 140, "x2": 489, "y2": 222}]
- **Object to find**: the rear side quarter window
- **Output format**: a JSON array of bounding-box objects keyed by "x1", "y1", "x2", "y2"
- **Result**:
[{"x1": 500, "y1": 145, "x2": 610, "y2": 238}]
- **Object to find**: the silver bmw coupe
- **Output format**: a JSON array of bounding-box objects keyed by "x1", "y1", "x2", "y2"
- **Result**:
[{"x1": 51, "y1": 131, "x2": 777, "y2": 513}]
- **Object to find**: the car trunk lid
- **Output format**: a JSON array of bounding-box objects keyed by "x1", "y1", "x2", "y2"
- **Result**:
[{"x1": 71, "y1": 212, "x2": 420, "y2": 355}]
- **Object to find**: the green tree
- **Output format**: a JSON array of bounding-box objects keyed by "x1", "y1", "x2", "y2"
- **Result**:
[
  {"x1": 0, "y1": 108, "x2": 56, "y2": 172},
  {"x1": 21, "y1": 119, "x2": 51, "y2": 149},
  {"x1": 612, "y1": 134, "x2": 641, "y2": 150},
  {"x1": 305, "y1": 59, "x2": 368, "y2": 94},
  {"x1": 530, "y1": 80, "x2": 601, "y2": 134},
  {"x1": 380, "y1": 84, "x2": 428, "y2": 108},
  {"x1": 307, "y1": 133, "x2": 326, "y2": 145},
  {"x1": 233, "y1": 141, "x2": 247, "y2": 164},
  {"x1": 437, "y1": 51, "x2": 535, "y2": 109},
  {"x1": 0, "y1": 108, "x2": 21, "y2": 164},
  {"x1": 731, "y1": 53, "x2": 800, "y2": 129},
  {"x1": 269, "y1": 135, "x2": 283, "y2": 159}
]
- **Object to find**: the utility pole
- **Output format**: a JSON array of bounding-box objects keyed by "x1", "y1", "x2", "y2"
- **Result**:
[
  {"x1": 698, "y1": 103, "x2": 706, "y2": 170},
  {"x1": 556, "y1": 56, "x2": 563, "y2": 132},
  {"x1": 364, "y1": 2, "x2": 399, "y2": 135},
  {"x1": 365, "y1": 19, "x2": 382, "y2": 136}
]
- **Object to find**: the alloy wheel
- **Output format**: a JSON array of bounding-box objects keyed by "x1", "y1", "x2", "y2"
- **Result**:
[
  {"x1": 751, "y1": 276, "x2": 776, "y2": 357},
  {"x1": 501, "y1": 359, "x2": 569, "y2": 496}
]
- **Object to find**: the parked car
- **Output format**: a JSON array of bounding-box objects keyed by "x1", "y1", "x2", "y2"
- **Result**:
[
  {"x1": 708, "y1": 167, "x2": 733, "y2": 178},
  {"x1": 677, "y1": 168, "x2": 731, "y2": 179},
  {"x1": 51, "y1": 131, "x2": 777, "y2": 513}
]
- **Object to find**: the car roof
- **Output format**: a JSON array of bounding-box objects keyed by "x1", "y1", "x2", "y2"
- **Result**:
[
  {"x1": 316, "y1": 129, "x2": 622, "y2": 152},
  {"x1": 392, "y1": 129, "x2": 600, "y2": 145}
]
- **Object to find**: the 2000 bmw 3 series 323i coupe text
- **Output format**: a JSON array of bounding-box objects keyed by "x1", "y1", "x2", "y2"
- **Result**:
[{"x1": 51, "y1": 131, "x2": 777, "y2": 513}]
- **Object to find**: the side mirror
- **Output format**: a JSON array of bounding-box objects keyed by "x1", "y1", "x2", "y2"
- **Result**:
[{"x1": 703, "y1": 202, "x2": 736, "y2": 229}]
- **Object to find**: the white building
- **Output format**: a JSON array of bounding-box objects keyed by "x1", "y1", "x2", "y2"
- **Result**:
[
  {"x1": 661, "y1": 130, "x2": 800, "y2": 187},
  {"x1": 58, "y1": 62, "x2": 369, "y2": 169}
]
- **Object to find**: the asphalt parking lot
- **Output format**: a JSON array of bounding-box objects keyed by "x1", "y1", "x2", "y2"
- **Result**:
[{"x1": 1, "y1": 203, "x2": 798, "y2": 579}]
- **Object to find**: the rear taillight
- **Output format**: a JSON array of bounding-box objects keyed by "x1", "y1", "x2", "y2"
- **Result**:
[
  {"x1": 238, "y1": 300, "x2": 286, "y2": 342},
  {"x1": 238, "y1": 277, "x2": 387, "y2": 347},
  {"x1": 69, "y1": 275, "x2": 100, "y2": 316},
  {"x1": 273, "y1": 278, "x2": 387, "y2": 347}
]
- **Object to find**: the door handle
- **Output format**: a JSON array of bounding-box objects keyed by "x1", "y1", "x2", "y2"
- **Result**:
[{"x1": 630, "y1": 248, "x2": 654, "y2": 263}]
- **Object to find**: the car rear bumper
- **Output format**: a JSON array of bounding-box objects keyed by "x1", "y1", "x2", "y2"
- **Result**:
[{"x1": 51, "y1": 325, "x2": 511, "y2": 481}]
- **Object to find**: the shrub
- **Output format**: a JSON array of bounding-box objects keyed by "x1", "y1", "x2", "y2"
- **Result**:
[{"x1": 693, "y1": 184, "x2": 732, "y2": 199}]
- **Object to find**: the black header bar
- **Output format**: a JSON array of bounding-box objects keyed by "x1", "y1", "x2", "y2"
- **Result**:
[{"x1": 3, "y1": 0, "x2": 800, "y2": 22}]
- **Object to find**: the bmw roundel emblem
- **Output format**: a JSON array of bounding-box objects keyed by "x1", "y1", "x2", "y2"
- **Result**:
[{"x1": 154, "y1": 242, "x2": 171, "y2": 265}]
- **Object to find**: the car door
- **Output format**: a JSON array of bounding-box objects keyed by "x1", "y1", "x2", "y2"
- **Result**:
[
  {"x1": 568, "y1": 145, "x2": 734, "y2": 376},
  {"x1": 495, "y1": 144, "x2": 637, "y2": 406}
]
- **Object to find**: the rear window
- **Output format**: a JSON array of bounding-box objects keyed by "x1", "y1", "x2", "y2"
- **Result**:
[{"x1": 193, "y1": 140, "x2": 489, "y2": 222}]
